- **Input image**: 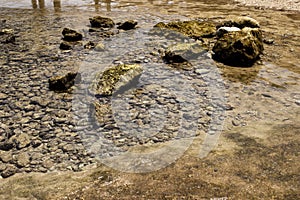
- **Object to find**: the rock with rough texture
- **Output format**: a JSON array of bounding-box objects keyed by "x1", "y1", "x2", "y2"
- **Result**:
[
  {"x1": 212, "y1": 25, "x2": 263, "y2": 67},
  {"x1": 163, "y1": 42, "x2": 207, "y2": 63},
  {"x1": 217, "y1": 16, "x2": 260, "y2": 29},
  {"x1": 0, "y1": 140, "x2": 14, "y2": 151},
  {"x1": 49, "y1": 72, "x2": 81, "y2": 91},
  {"x1": 62, "y1": 28, "x2": 83, "y2": 41},
  {"x1": 0, "y1": 151, "x2": 12, "y2": 163},
  {"x1": 15, "y1": 152, "x2": 30, "y2": 167},
  {"x1": 154, "y1": 21, "x2": 216, "y2": 39},
  {"x1": 117, "y1": 20, "x2": 138, "y2": 30},
  {"x1": 12, "y1": 133, "x2": 31, "y2": 149},
  {"x1": 59, "y1": 41, "x2": 72, "y2": 50},
  {"x1": 0, "y1": 28, "x2": 15, "y2": 43},
  {"x1": 1, "y1": 164, "x2": 18, "y2": 178},
  {"x1": 89, "y1": 16, "x2": 115, "y2": 28},
  {"x1": 91, "y1": 64, "x2": 143, "y2": 96}
]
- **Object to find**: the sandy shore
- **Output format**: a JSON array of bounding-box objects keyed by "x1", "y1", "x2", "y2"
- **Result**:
[{"x1": 234, "y1": 0, "x2": 300, "y2": 11}]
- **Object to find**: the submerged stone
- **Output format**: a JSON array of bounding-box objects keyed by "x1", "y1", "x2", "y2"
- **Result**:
[
  {"x1": 62, "y1": 28, "x2": 83, "y2": 41},
  {"x1": 163, "y1": 42, "x2": 207, "y2": 63},
  {"x1": 49, "y1": 72, "x2": 81, "y2": 91},
  {"x1": 92, "y1": 64, "x2": 143, "y2": 96},
  {"x1": 89, "y1": 16, "x2": 115, "y2": 28},
  {"x1": 154, "y1": 20, "x2": 216, "y2": 39}
]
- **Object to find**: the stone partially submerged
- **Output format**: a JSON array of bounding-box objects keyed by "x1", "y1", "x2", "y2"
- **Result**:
[
  {"x1": 154, "y1": 20, "x2": 216, "y2": 39},
  {"x1": 117, "y1": 20, "x2": 138, "y2": 30},
  {"x1": 49, "y1": 72, "x2": 81, "y2": 91},
  {"x1": 89, "y1": 16, "x2": 115, "y2": 28},
  {"x1": 92, "y1": 64, "x2": 143, "y2": 96},
  {"x1": 62, "y1": 28, "x2": 83, "y2": 42},
  {"x1": 212, "y1": 27, "x2": 264, "y2": 67},
  {"x1": 163, "y1": 42, "x2": 207, "y2": 63}
]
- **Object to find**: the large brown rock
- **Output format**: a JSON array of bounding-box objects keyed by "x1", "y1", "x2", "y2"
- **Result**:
[{"x1": 212, "y1": 27, "x2": 263, "y2": 67}]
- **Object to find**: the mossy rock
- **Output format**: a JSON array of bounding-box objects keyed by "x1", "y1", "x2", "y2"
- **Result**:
[
  {"x1": 212, "y1": 28, "x2": 264, "y2": 67},
  {"x1": 154, "y1": 21, "x2": 216, "y2": 39},
  {"x1": 92, "y1": 64, "x2": 143, "y2": 96}
]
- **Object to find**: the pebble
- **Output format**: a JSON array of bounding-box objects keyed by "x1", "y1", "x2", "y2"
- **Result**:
[{"x1": 15, "y1": 152, "x2": 30, "y2": 167}]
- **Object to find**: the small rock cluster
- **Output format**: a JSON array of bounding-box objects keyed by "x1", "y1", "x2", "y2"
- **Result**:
[
  {"x1": 59, "y1": 16, "x2": 138, "y2": 51},
  {"x1": 154, "y1": 16, "x2": 264, "y2": 67}
]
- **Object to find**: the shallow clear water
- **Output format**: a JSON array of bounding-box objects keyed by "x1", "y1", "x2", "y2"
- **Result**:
[{"x1": 0, "y1": 0, "x2": 235, "y2": 12}]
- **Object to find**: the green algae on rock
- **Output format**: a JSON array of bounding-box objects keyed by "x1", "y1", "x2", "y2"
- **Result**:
[
  {"x1": 93, "y1": 64, "x2": 143, "y2": 96},
  {"x1": 154, "y1": 21, "x2": 216, "y2": 39}
]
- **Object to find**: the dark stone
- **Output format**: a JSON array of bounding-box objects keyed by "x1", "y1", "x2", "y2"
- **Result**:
[
  {"x1": 62, "y1": 28, "x2": 83, "y2": 41},
  {"x1": 49, "y1": 72, "x2": 81, "y2": 91},
  {"x1": 0, "y1": 141, "x2": 14, "y2": 151},
  {"x1": 31, "y1": 139, "x2": 42, "y2": 148},
  {"x1": 212, "y1": 28, "x2": 264, "y2": 67},
  {"x1": 0, "y1": 29, "x2": 15, "y2": 43},
  {"x1": 59, "y1": 41, "x2": 72, "y2": 50},
  {"x1": 89, "y1": 16, "x2": 115, "y2": 28},
  {"x1": 117, "y1": 20, "x2": 138, "y2": 30}
]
